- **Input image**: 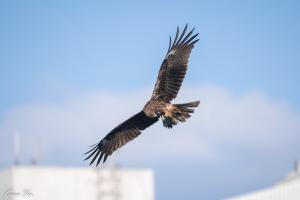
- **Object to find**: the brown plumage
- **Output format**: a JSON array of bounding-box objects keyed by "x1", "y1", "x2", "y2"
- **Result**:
[{"x1": 85, "y1": 24, "x2": 200, "y2": 166}]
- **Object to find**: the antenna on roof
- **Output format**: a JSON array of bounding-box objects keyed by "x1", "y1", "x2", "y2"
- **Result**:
[
  {"x1": 31, "y1": 137, "x2": 42, "y2": 165},
  {"x1": 13, "y1": 131, "x2": 20, "y2": 166},
  {"x1": 294, "y1": 160, "x2": 300, "y2": 174}
]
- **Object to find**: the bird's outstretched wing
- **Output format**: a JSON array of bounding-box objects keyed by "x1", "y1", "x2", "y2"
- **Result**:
[
  {"x1": 152, "y1": 25, "x2": 199, "y2": 102},
  {"x1": 84, "y1": 111, "x2": 158, "y2": 166}
]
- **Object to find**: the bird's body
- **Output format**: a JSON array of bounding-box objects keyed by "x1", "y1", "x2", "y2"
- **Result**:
[
  {"x1": 143, "y1": 98, "x2": 165, "y2": 118},
  {"x1": 85, "y1": 25, "x2": 200, "y2": 166}
]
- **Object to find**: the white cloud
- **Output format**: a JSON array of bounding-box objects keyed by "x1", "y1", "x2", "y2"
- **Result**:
[{"x1": 1, "y1": 85, "x2": 300, "y2": 166}]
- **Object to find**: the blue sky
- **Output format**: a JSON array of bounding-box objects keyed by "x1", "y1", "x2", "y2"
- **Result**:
[
  {"x1": 1, "y1": 0, "x2": 300, "y2": 199},
  {"x1": 1, "y1": 0, "x2": 300, "y2": 113}
]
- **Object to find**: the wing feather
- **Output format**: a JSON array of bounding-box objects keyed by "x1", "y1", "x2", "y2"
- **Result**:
[
  {"x1": 152, "y1": 25, "x2": 199, "y2": 102},
  {"x1": 172, "y1": 26, "x2": 180, "y2": 47},
  {"x1": 181, "y1": 28, "x2": 195, "y2": 44},
  {"x1": 175, "y1": 24, "x2": 188, "y2": 46},
  {"x1": 168, "y1": 36, "x2": 172, "y2": 52},
  {"x1": 185, "y1": 33, "x2": 199, "y2": 45},
  {"x1": 84, "y1": 111, "x2": 158, "y2": 166}
]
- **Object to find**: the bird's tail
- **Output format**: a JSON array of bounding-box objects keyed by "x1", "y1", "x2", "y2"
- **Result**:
[{"x1": 162, "y1": 100, "x2": 200, "y2": 128}]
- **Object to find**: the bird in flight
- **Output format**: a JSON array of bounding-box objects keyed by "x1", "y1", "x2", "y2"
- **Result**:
[{"x1": 84, "y1": 25, "x2": 200, "y2": 166}]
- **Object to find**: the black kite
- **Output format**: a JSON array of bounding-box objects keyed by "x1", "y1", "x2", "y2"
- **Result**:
[{"x1": 85, "y1": 25, "x2": 200, "y2": 166}]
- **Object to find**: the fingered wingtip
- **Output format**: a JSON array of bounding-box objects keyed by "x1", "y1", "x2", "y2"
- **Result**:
[
  {"x1": 167, "y1": 24, "x2": 199, "y2": 52},
  {"x1": 89, "y1": 142, "x2": 100, "y2": 148},
  {"x1": 84, "y1": 145, "x2": 97, "y2": 155}
]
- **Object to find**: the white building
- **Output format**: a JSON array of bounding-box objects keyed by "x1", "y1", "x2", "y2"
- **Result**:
[
  {"x1": 228, "y1": 161, "x2": 300, "y2": 200},
  {"x1": 0, "y1": 166, "x2": 154, "y2": 200}
]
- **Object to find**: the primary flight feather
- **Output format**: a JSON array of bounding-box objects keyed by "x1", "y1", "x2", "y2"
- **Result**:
[{"x1": 84, "y1": 25, "x2": 200, "y2": 166}]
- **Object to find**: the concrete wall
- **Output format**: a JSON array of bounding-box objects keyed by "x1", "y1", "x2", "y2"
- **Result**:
[
  {"x1": 0, "y1": 166, "x2": 154, "y2": 200},
  {"x1": 0, "y1": 168, "x2": 13, "y2": 199}
]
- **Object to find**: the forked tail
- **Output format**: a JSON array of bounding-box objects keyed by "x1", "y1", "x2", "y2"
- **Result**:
[{"x1": 162, "y1": 100, "x2": 200, "y2": 128}]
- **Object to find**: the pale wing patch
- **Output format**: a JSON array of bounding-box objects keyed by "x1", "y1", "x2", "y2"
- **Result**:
[{"x1": 166, "y1": 49, "x2": 176, "y2": 58}]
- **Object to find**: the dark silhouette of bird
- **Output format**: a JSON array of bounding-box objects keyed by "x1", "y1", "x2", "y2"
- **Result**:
[{"x1": 84, "y1": 25, "x2": 200, "y2": 166}]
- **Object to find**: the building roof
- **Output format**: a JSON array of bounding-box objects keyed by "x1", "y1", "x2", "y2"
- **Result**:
[
  {"x1": 0, "y1": 165, "x2": 154, "y2": 200},
  {"x1": 228, "y1": 161, "x2": 300, "y2": 200}
]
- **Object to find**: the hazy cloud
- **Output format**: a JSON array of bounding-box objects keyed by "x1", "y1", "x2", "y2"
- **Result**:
[{"x1": 1, "y1": 85, "x2": 299, "y2": 167}]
